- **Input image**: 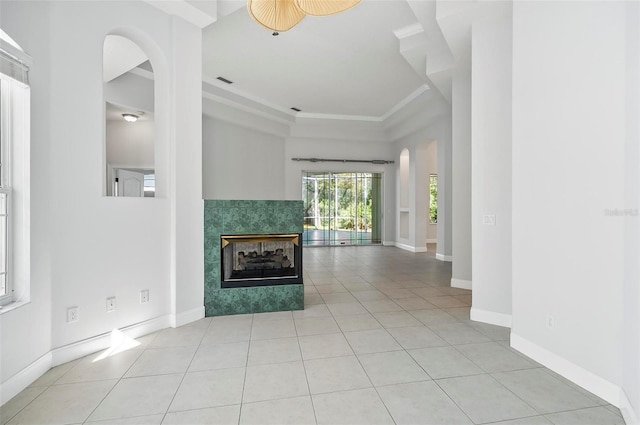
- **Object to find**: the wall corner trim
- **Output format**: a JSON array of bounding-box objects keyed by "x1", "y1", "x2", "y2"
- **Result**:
[
  {"x1": 174, "y1": 306, "x2": 205, "y2": 328},
  {"x1": 451, "y1": 278, "x2": 472, "y2": 290},
  {"x1": 619, "y1": 389, "x2": 640, "y2": 425},
  {"x1": 0, "y1": 351, "x2": 52, "y2": 405},
  {"x1": 435, "y1": 253, "x2": 453, "y2": 262},
  {"x1": 470, "y1": 307, "x2": 512, "y2": 327},
  {"x1": 511, "y1": 333, "x2": 624, "y2": 408},
  {"x1": 395, "y1": 242, "x2": 427, "y2": 253}
]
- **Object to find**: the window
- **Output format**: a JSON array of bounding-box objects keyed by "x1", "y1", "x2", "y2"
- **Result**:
[
  {"x1": 302, "y1": 172, "x2": 383, "y2": 246},
  {"x1": 0, "y1": 77, "x2": 10, "y2": 303},
  {"x1": 0, "y1": 185, "x2": 7, "y2": 301},
  {"x1": 0, "y1": 31, "x2": 31, "y2": 308},
  {"x1": 429, "y1": 174, "x2": 438, "y2": 224}
]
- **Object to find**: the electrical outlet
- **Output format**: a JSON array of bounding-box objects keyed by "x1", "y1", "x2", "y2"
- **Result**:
[
  {"x1": 67, "y1": 307, "x2": 79, "y2": 323},
  {"x1": 140, "y1": 289, "x2": 149, "y2": 304},
  {"x1": 546, "y1": 315, "x2": 555, "y2": 329},
  {"x1": 106, "y1": 297, "x2": 116, "y2": 312},
  {"x1": 483, "y1": 214, "x2": 496, "y2": 225}
]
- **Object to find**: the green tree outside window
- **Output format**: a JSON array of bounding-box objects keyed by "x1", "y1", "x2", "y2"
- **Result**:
[{"x1": 429, "y1": 174, "x2": 438, "y2": 224}]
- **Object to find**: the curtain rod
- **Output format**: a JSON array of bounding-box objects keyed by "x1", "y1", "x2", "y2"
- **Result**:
[{"x1": 291, "y1": 157, "x2": 395, "y2": 164}]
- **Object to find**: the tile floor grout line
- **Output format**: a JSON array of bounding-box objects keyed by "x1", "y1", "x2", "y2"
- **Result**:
[
  {"x1": 351, "y1": 267, "x2": 479, "y2": 425},
  {"x1": 293, "y1": 310, "x2": 320, "y2": 425},
  {"x1": 79, "y1": 341, "x2": 149, "y2": 424},
  {"x1": 237, "y1": 313, "x2": 254, "y2": 425},
  {"x1": 157, "y1": 318, "x2": 212, "y2": 424},
  {"x1": 428, "y1": 369, "x2": 484, "y2": 425},
  {"x1": 1, "y1": 385, "x2": 48, "y2": 425},
  {"x1": 325, "y1": 285, "x2": 408, "y2": 425}
]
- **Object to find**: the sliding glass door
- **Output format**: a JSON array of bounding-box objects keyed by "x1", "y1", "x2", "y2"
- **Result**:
[{"x1": 302, "y1": 172, "x2": 382, "y2": 246}]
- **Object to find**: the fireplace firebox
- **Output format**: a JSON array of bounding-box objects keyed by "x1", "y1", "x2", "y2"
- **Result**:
[{"x1": 221, "y1": 234, "x2": 303, "y2": 288}]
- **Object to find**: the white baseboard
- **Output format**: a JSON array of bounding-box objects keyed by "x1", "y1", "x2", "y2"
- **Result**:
[
  {"x1": 395, "y1": 242, "x2": 427, "y2": 253},
  {"x1": 470, "y1": 307, "x2": 512, "y2": 328},
  {"x1": 52, "y1": 314, "x2": 172, "y2": 367},
  {"x1": 436, "y1": 253, "x2": 452, "y2": 262},
  {"x1": 619, "y1": 389, "x2": 640, "y2": 425},
  {"x1": 451, "y1": 278, "x2": 472, "y2": 290},
  {"x1": 426, "y1": 238, "x2": 437, "y2": 244},
  {"x1": 0, "y1": 351, "x2": 52, "y2": 405},
  {"x1": 511, "y1": 333, "x2": 622, "y2": 407},
  {"x1": 383, "y1": 241, "x2": 395, "y2": 246},
  {"x1": 174, "y1": 306, "x2": 205, "y2": 327},
  {"x1": 1, "y1": 315, "x2": 173, "y2": 406},
  {"x1": 0, "y1": 309, "x2": 208, "y2": 407}
]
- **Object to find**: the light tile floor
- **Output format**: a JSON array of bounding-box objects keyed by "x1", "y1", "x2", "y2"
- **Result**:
[{"x1": 1, "y1": 246, "x2": 626, "y2": 425}]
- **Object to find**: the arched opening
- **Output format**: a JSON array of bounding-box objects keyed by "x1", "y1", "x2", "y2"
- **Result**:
[
  {"x1": 399, "y1": 148, "x2": 410, "y2": 240},
  {"x1": 424, "y1": 140, "x2": 438, "y2": 254},
  {"x1": 103, "y1": 35, "x2": 155, "y2": 197}
]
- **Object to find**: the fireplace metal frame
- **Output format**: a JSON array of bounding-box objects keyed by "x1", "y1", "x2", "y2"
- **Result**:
[{"x1": 220, "y1": 233, "x2": 303, "y2": 289}]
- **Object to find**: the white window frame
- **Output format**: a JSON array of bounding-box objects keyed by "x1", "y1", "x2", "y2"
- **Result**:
[
  {"x1": 0, "y1": 78, "x2": 11, "y2": 305},
  {"x1": 0, "y1": 33, "x2": 31, "y2": 310}
]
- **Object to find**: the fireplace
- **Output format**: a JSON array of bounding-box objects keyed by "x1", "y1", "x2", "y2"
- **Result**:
[{"x1": 221, "y1": 234, "x2": 303, "y2": 288}]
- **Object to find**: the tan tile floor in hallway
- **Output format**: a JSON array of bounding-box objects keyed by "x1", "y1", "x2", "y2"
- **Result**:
[{"x1": 1, "y1": 246, "x2": 625, "y2": 424}]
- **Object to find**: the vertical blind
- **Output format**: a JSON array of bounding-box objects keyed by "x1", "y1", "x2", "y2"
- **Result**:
[{"x1": 0, "y1": 41, "x2": 30, "y2": 86}]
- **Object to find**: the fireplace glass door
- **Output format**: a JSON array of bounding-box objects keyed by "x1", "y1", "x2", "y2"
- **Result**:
[
  {"x1": 221, "y1": 234, "x2": 302, "y2": 288},
  {"x1": 302, "y1": 172, "x2": 382, "y2": 246}
]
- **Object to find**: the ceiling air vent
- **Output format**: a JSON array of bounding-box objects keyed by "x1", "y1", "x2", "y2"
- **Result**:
[
  {"x1": 216, "y1": 76, "x2": 233, "y2": 84},
  {"x1": 291, "y1": 107, "x2": 301, "y2": 112}
]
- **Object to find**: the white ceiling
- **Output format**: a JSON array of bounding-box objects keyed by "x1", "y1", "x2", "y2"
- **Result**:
[
  {"x1": 142, "y1": 0, "x2": 493, "y2": 122},
  {"x1": 200, "y1": 0, "x2": 433, "y2": 118},
  {"x1": 106, "y1": 102, "x2": 153, "y2": 122},
  {"x1": 103, "y1": 35, "x2": 148, "y2": 83}
]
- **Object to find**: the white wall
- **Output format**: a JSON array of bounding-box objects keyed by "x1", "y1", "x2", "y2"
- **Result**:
[
  {"x1": 106, "y1": 119, "x2": 154, "y2": 167},
  {"x1": 451, "y1": 65, "x2": 472, "y2": 287},
  {"x1": 0, "y1": 0, "x2": 52, "y2": 397},
  {"x1": 623, "y1": 3, "x2": 640, "y2": 422},
  {"x1": 437, "y1": 113, "x2": 452, "y2": 260},
  {"x1": 171, "y1": 16, "x2": 204, "y2": 326},
  {"x1": 202, "y1": 116, "x2": 286, "y2": 200},
  {"x1": 105, "y1": 72, "x2": 154, "y2": 113},
  {"x1": 469, "y1": 8, "x2": 512, "y2": 326},
  {"x1": 0, "y1": 0, "x2": 203, "y2": 403},
  {"x1": 392, "y1": 118, "x2": 449, "y2": 253},
  {"x1": 201, "y1": 113, "x2": 399, "y2": 242},
  {"x1": 45, "y1": 0, "x2": 173, "y2": 350},
  {"x1": 511, "y1": 0, "x2": 626, "y2": 408}
]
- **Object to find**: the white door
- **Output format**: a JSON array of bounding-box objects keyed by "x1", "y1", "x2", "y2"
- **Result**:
[{"x1": 117, "y1": 169, "x2": 144, "y2": 197}]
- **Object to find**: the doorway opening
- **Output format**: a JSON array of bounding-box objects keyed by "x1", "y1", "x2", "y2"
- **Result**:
[{"x1": 302, "y1": 171, "x2": 382, "y2": 246}]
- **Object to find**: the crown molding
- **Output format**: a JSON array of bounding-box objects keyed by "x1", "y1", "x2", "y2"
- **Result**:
[
  {"x1": 142, "y1": 0, "x2": 216, "y2": 28},
  {"x1": 201, "y1": 79, "x2": 446, "y2": 144},
  {"x1": 380, "y1": 85, "x2": 430, "y2": 121},
  {"x1": 202, "y1": 76, "x2": 296, "y2": 122},
  {"x1": 393, "y1": 23, "x2": 425, "y2": 40},
  {"x1": 202, "y1": 76, "x2": 432, "y2": 124}
]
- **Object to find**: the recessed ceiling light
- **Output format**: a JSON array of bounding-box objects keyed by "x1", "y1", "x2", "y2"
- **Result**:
[{"x1": 122, "y1": 113, "x2": 139, "y2": 122}]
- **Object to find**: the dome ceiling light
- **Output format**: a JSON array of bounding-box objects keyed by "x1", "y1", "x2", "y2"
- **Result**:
[
  {"x1": 122, "y1": 113, "x2": 139, "y2": 123},
  {"x1": 247, "y1": 0, "x2": 361, "y2": 34}
]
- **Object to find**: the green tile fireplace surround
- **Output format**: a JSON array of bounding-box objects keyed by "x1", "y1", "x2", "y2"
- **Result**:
[{"x1": 204, "y1": 200, "x2": 305, "y2": 316}]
